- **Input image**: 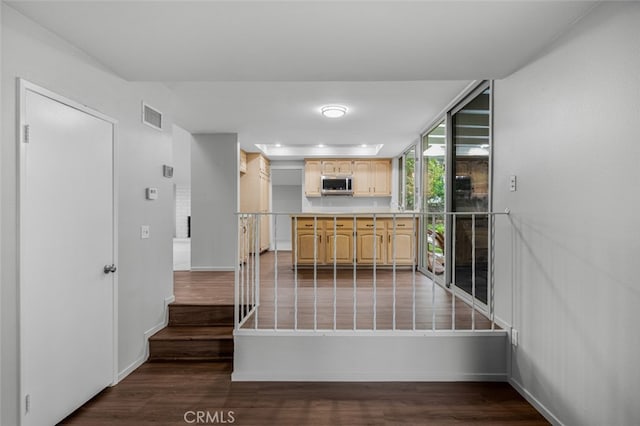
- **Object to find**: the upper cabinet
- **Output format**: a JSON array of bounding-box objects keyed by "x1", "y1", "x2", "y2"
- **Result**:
[
  {"x1": 239, "y1": 149, "x2": 247, "y2": 174},
  {"x1": 304, "y1": 160, "x2": 322, "y2": 197},
  {"x1": 321, "y1": 160, "x2": 352, "y2": 175},
  {"x1": 352, "y1": 159, "x2": 391, "y2": 197},
  {"x1": 304, "y1": 158, "x2": 391, "y2": 198}
]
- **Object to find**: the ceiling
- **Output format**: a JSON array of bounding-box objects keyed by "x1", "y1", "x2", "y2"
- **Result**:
[{"x1": 7, "y1": 0, "x2": 599, "y2": 158}]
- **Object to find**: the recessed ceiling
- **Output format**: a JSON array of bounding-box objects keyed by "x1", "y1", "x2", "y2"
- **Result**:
[{"x1": 6, "y1": 1, "x2": 598, "y2": 158}]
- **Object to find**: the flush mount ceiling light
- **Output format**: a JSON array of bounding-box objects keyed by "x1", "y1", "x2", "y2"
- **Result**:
[{"x1": 321, "y1": 105, "x2": 347, "y2": 118}]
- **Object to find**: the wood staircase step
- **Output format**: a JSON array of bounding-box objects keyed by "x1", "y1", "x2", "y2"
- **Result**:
[
  {"x1": 168, "y1": 303, "x2": 234, "y2": 327},
  {"x1": 149, "y1": 326, "x2": 233, "y2": 362}
]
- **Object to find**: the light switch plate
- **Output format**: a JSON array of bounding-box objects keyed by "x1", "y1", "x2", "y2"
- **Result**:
[
  {"x1": 141, "y1": 225, "x2": 150, "y2": 239},
  {"x1": 146, "y1": 187, "x2": 158, "y2": 200},
  {"x1": 512, "y1": 329, "x2": 519, "y2": 347},
  {"x1": 509, "y1": 175, "x2": 517, "y2": 192}
]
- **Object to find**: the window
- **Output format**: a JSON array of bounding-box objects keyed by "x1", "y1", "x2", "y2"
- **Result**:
[{"x1": 398, "y1": 145, "x2": 416, "y2": 210}]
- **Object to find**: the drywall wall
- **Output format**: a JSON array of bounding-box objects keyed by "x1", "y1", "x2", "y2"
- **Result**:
[
  {"x1": 271, "y1": 183, "x2": 302, "y2": 250},
  {"x1": 191, "y1": 133, "x2": 238, "y2": 270},
  {"x1": 172, "y1": 124, "x2": 191, "y2": 187},
  {"x1": 234, "y1": 332, "x2": 508, "y2": 381},
  {"x1": 1, "y1": 5, "x2": 174, "y2": 425},
  {"x1": 492, "y1": 3, "x2": 640, "y2": 425}
]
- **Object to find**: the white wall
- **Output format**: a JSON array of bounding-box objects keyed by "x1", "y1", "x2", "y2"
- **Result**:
[
  {"x1": 172, "y1": 124, "x2": 191, "y2": 187},
  {"x1": 493, "y1": 3, "x2": 640, "y2": 425},
  {"x1": 1, "y1": 6, "x2": 174, "y2": 425},
  {"x1": 191, "y1": 133, "x2": 238, "y2": 270}
]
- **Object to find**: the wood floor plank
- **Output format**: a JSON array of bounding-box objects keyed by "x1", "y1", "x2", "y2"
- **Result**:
[{"x1": 61, "y1": 362, "x2": 548, "y2": 425}]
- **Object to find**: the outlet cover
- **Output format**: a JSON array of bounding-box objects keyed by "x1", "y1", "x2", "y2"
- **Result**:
[{"x1": 141, "y1": 225, "x2": 150, "y2": 239}]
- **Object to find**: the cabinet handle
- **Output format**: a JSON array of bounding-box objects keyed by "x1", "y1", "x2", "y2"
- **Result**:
[
  {"x1": 397, "y1": 224, "x2": 406, "y2": 227},
  {"x1": 319, "y1": 235, "x2": 322, "y2": 243},
  {"x1": 388, "y1": 235, "x2": 391, "y2": 243},
  {"x1": 366, "y1": 224, "x2": 374, "y2": 227},
  {"x1": 336, "y1": 224, "x2": 344, "y2": 227},
  {"x1": 305, "y1": 224, "x2": 313, "y2": 227}
]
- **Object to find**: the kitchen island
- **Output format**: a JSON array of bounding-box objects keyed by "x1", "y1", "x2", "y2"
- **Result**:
[{"x1": 290, "y1": 213, "x2": 417, "y2": 267}]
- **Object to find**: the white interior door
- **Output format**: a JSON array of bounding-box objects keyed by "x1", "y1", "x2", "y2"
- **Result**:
[{"x1": 20, "y1": 82, "x2": 116, "y2": 426}]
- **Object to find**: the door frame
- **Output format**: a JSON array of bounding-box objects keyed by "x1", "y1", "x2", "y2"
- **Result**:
[{"x1": 17, "y1": 78, "x2": 120, "y2": 421}]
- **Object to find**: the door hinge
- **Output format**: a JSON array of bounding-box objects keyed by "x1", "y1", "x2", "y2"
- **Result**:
[
  {"x1": 23, "y1": 124, "x2": 30, "y2": 144},
  {"x1": 25, "y1": 394, "x2": 31, "y2": 414}
]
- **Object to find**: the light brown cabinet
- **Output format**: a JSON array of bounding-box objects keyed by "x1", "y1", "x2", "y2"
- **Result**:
[
  {"x1": 292, "y1": 216, "x2": 415, "y2": 266},
  {"x1": 240, "y1": 153, "x2": 270, "y2": 252},
  {"x1": 292, "y1": 218, "x2": 355, "y2": 265},
  {"x1": 352, "y1": 160, "x2": 391, "y2": 196},
  {"x1": 304, "y1": 160, "x2": 322, "y2": 197},
  {"x1": 321, "y1": 160, "x2": 352, "y2": 175},
  {"x1": 239, "y1": 149, "x2": 247, "y2": 174}
]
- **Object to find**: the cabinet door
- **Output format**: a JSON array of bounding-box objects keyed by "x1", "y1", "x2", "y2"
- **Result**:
[
  {"x1": 356, "y1": 231, "x2": 385, "y2": 264},
  {"x1": 305, "y1": 161, "x2": 322, "y2": 197},
  {"x1": 387, "y1": 230, "x2": 415, "y2": 265},
  {"x1": 325, "y1": 230, "x2": 354, "y2": 264},
  {"x1": 259, "y1": 173, "x2": 270, "y2": 211},
  {"x1": 337, "y1": 160, "x2": 353, "y2": 174},
  {"x1": 371, "y1": 160, "x2": 391, "y2": 196},
  {"x1": 352, "y1": 161, "x2": 371, "y2": 196},
  {"x1": 321, "y1": 161, "x2": 337, "y2": 175},
  {"x1": 296, "y1": 231, "x2": 324, "y2": 264}
]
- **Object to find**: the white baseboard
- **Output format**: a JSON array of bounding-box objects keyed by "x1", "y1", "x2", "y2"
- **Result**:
[
  {"x1": 191, "y1": 266, "x2": 235, "y2": 272},
  {"x1": 509, "y1": 377, "x2": 563, "y2": 425},
  {"x1": 116, "y1": 295, "x2": 174, "y2": 383}
]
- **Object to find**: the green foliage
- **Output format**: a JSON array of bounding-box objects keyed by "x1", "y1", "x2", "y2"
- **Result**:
[
  {"x1": 404, "y1": 155, "x2": 415, "y2": 210},
  {"x1": 426, "y1": 157, "x2": 445, "y2": 208}
]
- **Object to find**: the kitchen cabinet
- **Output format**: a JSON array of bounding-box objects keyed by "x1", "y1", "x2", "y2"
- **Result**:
[
  {"x1": 352, "y1": 160, "x2": 391, "y2": 196},
  {"x1": 321, "y1": 160, "x2": 352, "y2": 175},
  {"x1": 240, "y1": 153, "x2": 270, "y2": 252},
  {"x1": 292, "y1": 218, "x2": 354, "y2": 265},
  {"x1": 239, "y1": 149, "x2": 247, "y2": 174},
  {"x1": 386, "y1": 218, "x2": 416, "y2": 265},
  {"x1": 292, "y1": 215, "x2": 416, "y2": 267},
  {"x1": 293, "y1": 218, "x2": 324, "y2": 264},
  {"x1": 356, "y1": 219, "x2": 386, "y2": 264},
  {"x1": 304, "y1": 160, "x2": 322, "y2": 197}
]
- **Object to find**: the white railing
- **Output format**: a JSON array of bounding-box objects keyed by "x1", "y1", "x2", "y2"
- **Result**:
[{"x1": 234, "y1": 211, "x2": 509, "y2": 333}]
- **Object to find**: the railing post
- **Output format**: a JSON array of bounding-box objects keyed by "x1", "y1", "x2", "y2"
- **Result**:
[
  {"x1": 254, "y1": 213, "x2": 260, "y2": 330},
  {"x1": 412, "y1": 212, "x2": 416, "y2": 331},
  {"x1": 333, "y1": 216, "x2": 337, "y2": 331},
  {"x1": 452, "y1": 214, "x2": 456, "y2": 331},
  {"x1": 274, "y1": 213, "x2": 278, "y2": 330},
  {"x1": 373, "y1": 214, "x2": 377, "y2": 331},
  {"x1": 431, "y1": 213, "x2": 436, "y2": 331},
  {"x1": 472, "y1": 213, "x2": 476, "y2": 331},
  {"x1": 353, "y1": 215, "x2": 357, "y2": 331},
  {"x1": 313, "y1": 215, "x2": 318, "y2": 331},
  {"x1": 294, "y1": 216, "x2": 298, "y2": 331},
  {"x1": 234, "y1": 214, "x2": 240, "y2": 330},
  {"x1": 392, "y1": 214, "x2": 397, "y2": 331}
]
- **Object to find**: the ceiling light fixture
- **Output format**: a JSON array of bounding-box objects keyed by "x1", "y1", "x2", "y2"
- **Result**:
[
  {"x1": 321, "y1": 105, "x2": 347, "y2": 118},
  {"x1": 361, "y1": 144, "x2": 367, "y2": 148},
  {"x1": 275, "y1": 143, "x2": 282, "y2": 147},
  {"x1": 318, "y1": 144, "x2": 325, "y2": 148}
]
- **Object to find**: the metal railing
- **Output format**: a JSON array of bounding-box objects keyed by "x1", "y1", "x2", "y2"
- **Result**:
[{"x1": 234, "y1": 211, "x2": 509, "y2": 333}]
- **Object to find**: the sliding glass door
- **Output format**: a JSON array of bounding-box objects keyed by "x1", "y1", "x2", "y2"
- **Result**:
[
  {"x1": 451, "y1": 83, "x2": 491, "y2": 304},
  {"x1": 419, "y1": 81, "x2": 491, "y2": 305}
]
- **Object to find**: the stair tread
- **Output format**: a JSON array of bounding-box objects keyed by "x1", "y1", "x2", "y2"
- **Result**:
[
  {"x1": 150, "y1": 326, "x2": 233, "y2": 341},
  {"x1": 169, "y1": 302, "x2": 234, "y2": 307}
]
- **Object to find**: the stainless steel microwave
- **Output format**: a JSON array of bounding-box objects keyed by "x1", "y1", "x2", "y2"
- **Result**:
[{"x1": 321, "y1": 176, "x2": 353, "y2": 195}]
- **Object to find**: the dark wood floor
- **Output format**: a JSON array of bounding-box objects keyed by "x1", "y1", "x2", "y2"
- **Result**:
[
  {"x1": 61, "y1": 252, "x2": 544, "y2": 425},
  {"x1": 236, "y1": 251, "x2": 495, "y2": 330},
  {"x1": 61, "y1": 361, "x2": 548, "y2": 425}
]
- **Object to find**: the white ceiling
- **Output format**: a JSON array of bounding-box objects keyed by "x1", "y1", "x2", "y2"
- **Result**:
[{"x1": 7, "y1": 0, "x2": 598, "y2": 157}]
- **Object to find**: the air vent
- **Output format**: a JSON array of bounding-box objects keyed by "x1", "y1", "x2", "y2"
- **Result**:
[{"x1": 142, "y1": 102, "x2": 162, "y2": 130}]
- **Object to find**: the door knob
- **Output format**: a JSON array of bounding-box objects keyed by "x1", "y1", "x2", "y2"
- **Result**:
[{"x1": 103, "y1": 264, "x2": 117, "y2": 274}]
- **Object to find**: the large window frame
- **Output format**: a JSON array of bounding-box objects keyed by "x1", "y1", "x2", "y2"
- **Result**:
[{"x1": 418, "y1": 80, "x2": 493, "y2": 311}]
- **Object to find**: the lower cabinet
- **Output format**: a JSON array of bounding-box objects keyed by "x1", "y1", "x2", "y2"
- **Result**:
[{"x1": 292, "y1": 216, "x2": 416, "y2": 266}]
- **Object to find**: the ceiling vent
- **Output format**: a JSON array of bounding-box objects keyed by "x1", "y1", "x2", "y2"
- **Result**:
[{"x1": 142, "y1": 102, "x2": 162, "y2": 131}]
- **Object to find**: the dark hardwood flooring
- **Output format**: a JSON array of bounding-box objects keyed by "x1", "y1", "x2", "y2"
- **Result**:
[
  {"x1": 237, "y1": 251, "x2": 495, "y2": 330},
  {"x1": 60, "y1": 251, "x2": 544, "y2": 425},
  {"x1": 61, "y1": 361, "x2": 548, "y2": 425}
]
